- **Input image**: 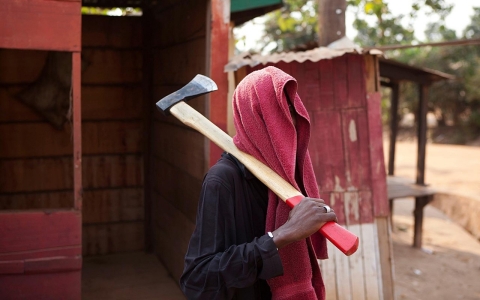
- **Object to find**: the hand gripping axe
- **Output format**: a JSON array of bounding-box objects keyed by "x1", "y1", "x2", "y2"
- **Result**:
[{"x1": 156, "y1": 75, "x2": 359, "y2": 256}]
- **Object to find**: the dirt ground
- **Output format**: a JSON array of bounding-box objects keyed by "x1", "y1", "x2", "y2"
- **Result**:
[{"x1": 386, "y1": 141, "x2": 480, "y2": 300}]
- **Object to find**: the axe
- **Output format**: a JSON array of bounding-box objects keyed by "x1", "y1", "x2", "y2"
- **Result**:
[{"x1": 156, "y1": 75, "x2": 359, "y2": 256}]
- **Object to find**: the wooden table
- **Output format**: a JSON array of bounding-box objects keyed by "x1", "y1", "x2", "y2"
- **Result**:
[{"x1": 387, "y1": 176, "x2": 437, "y2": 248}]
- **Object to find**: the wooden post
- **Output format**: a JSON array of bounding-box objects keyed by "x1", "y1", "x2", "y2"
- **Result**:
[
  {"x1": 365, "y1": 55, "x2": 395, "y2": 300},
  {"x1": 413, "y1": 196, "x2": 432, "y2": 248},
  {"x1": 388, "y1": 81, "x2": 399, "y2": 176},
  {"x1": 318, "y1": 0, "x2": 347, "y2": 46},
  {"x1": 206, "y1": 0, "x2": 230, "y2": 167},
  {"x1": 416, "y1": 84, "x2": 429, "y2": 185},
  {"x1": 414, "y1": 84, "x2": 430, "y2": 248}
]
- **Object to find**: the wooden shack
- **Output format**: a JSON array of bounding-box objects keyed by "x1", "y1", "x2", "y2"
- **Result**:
[
  {"x1": 0, "y1": 0, "x2": 252, "y2": 298},
  {"x1": 226, "y1": 49, "x2": 395, "y2": 300}
]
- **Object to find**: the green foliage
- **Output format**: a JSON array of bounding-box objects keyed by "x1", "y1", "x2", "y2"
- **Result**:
[
  {"x1": 387, "y1": 7, "x2": 480, "y2": 137},
  {"x1": 81, "y1": 7, "x2": 141, "y2": 16},
  {"x1": 349, "y1": 0, "x2": 452, "y2": 47},
  {"x1": 261, "y1": 0, "x2": 319, "y2": 52}
]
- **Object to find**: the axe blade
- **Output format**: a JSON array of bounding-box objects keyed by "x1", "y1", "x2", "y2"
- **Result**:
[{"x1": 156, "y1": 74, "x2": 218, "y2": 115}]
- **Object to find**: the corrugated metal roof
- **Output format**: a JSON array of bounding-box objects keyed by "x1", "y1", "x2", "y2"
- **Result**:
[
  {"x1": 225, "y1": 47, "x2": 382, "y2": 72},
  {"x1": 225, "y1": 37, "x2": 454, "y2": 83},
  {"x1": 225, "y1": 37, "x2": 382, "y2": 72}
]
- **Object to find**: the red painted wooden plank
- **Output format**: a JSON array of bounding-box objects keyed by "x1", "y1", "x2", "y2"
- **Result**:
[
  {"x1": 0, "y1": 0, "x2": 81, "y2": 51},
  {"x1": 82, "y1": 15, "x2": 142, "y2": 48},
  {"x1": 289, "y1": 62, "x2": 301, "y2": 93},
  {"x1": 358, "y1": 190, "x2": 374, "y2": 223},
  {"x1": 0, "y1": 247, "x2": 81, "y2": 261},
  {"x1": 0, "y1": 260, "x2": 24, "y2": 275},
  {"x1": 346, "y1": 54, "x2": 367, "y2": 108},
  {"x1": 326, "y1": 192, "x2": 346, "y2": 226},
  {"x1": 333, "y1": 56, "x2": 348, "y2": 108},
  {"x1": 0, "y1": 271, "x2": 81, "y2": 300},
  {"x1": 0, "y1": 123, "x2": 73, "y2": 158},
  {"x1": 342, "y1": 108, "x2": 372, "y2": 190},
  {"x1": 300, "y1": 63, "x2": 323, "y2": 112},
  {"x1": 208, "y1": 0, "x2": 230, "y2": 167},
  {"x1": 0, "y1": 210, "x2": 81, "y2": 254},
  {"x1": 276, "y1": 61, "x2": 294, "y2": 77},
  {"x1": 344, "y1": 192, "x2": 360, "y2": 226},
  {"x1": 318, "y1": 60, "x2": 335, "y2": 110},
  {"x1": 309, "y1": 110, "x2": 347, "y2": 192},
  {"x1": 366, "y1": 92, "x2": 389, "y2": 217},
  {"x1": 0, "y1": 158, "x2": 72, "y2": 193},
  {"x1": 0, "y1": 256, "x2": 81, "y2": 275},
  {"x1": 24, "y1": 256, "x2": 81, "y2": 274},
  {"x1": 0, "y1": 155, "x2": 142, "y2": 193}
]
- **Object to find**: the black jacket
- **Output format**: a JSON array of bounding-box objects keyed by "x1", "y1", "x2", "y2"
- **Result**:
[{"x1": 180, "y1": 153, "x2": 284, "y2": 299}]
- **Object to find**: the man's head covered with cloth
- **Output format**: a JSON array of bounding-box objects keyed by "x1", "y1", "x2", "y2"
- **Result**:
[{"x1": 232, "y1": 66, "x2": 328, "y2": 300}]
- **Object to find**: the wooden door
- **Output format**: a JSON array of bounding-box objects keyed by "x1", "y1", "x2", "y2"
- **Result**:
[{"x1": 0, "y1": 1, "x2": 82, "y2": 299}]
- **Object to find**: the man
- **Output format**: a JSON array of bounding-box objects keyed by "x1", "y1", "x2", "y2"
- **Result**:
[{"x1": 180, "y1": 66, "x2": 337, "y2": 299}]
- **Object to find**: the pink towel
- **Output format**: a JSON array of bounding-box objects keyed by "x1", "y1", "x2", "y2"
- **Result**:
[{"x1": 232, "y1": 66, "x2": 327, "y2": 300}]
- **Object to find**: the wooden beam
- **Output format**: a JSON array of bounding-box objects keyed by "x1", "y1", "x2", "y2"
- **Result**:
[
  {"x1": 387, "y1": 82, "x2": 399, "y2": 176},
  {"x1": 366, "y1": 92, "x2": 389, "y2": 217},
  {"x1": 365, "y1": 37, "x2": 480, "y2": 51},
  {"x1": 380, "y1": 61, "x2": 436, "y2": 85},
  {"x1": 413, "y1": 196, "x2": 433, "y2": 248},
  {"x1": 0, "y1": 0, "x2": 81, "y2": 51},
  {"x1": 0, "y1": 210, "x2": 81, "y2": 254},
  {"x1": 0, "y1": 271, "x2": 81, "y2": 300},
  {"x1": 416, "y1": 84, "x2": 429, "y2": 185},
  {"x1": 376, "y1": 217, "x2": 395, "y2": 300},
  {"x1": 207, "y1": 0, "x2": 230, "y2": 167}
]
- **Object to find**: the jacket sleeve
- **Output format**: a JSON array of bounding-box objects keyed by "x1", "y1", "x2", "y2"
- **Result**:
[{"x1": 180, "y1": 175, "x2": 283, "y2": 299}]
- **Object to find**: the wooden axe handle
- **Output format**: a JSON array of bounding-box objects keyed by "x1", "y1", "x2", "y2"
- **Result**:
[{"x1": 171, "y1": 101, "x2": 359, "y2": 256}]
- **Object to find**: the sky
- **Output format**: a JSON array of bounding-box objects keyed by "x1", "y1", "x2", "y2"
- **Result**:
[
  {"x1": 235, "y1": 0, "x2": 479, "y2": 52},
  {"x1": 346, "y1": 0, "x2": 479, "y2": 41}
]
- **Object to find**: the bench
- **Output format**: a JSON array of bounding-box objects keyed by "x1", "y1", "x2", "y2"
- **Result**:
[{"x1": 387, "y1": 176, "x2": 437, "y2": 248}]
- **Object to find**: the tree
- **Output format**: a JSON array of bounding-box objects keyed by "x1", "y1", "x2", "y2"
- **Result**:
[
  {"x1": 238, "y1": 0, "x2": 454, "y2": 53},
  {"x1": 390, "y1": 7, "x2": 480, "y2": 137},
  {"x1": 260, "y1": 0, "x2": 319, "y2": 53},
  {"x1": 348, "y1": 0, "x2": 452, "y2": 46}
]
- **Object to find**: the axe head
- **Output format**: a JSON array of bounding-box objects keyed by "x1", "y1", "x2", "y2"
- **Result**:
[{"x1": 156, "y1": 74, "x2": 218, "y2": 115}]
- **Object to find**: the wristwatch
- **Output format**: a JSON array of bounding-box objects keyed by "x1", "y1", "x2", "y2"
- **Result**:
[{"x1": 267, "y1": 232, "x2": 278, "y2": 250}]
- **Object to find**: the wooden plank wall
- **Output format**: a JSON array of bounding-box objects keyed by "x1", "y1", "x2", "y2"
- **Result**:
[
  {"x1": 0, "y1": 15, "x2": 146, "y2": 256},
  {"x1": 81, "y1": 16, "x2": 145, "y2": 256},
  {"x1": 0, "y1": 49, "x2": 75, "y2": 209},
  {"x1": 150, "y1": 0, "x2": 209, "y2": 281},
  {"x1": 247, "y1": 54, "x2": 393, "y2": 299}
]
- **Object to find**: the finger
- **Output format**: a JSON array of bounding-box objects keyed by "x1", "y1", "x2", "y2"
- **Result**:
[
  {"x1": 320, "y1": 204, "x2": 333, "y2": 213},
  {"x1": 306, "y1": 197, "x2": 325, "y2": 205},
  {"x1": 324, "y1": 212, "x2": 338, "y2": 222}
]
